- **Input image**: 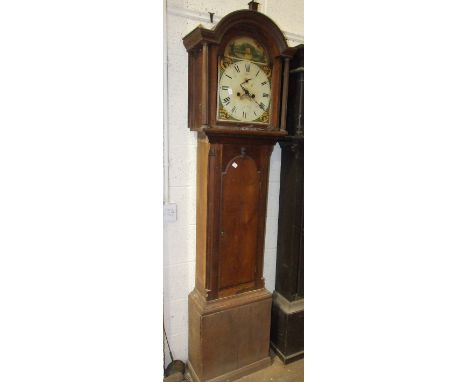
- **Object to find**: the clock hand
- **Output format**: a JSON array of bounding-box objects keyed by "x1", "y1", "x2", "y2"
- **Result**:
[
  {"x1": 240, "y1": 83, "x2": 257, "y2": 99},
  {"x1": 240, "y1": 83, "x2": 249, "y2": 94},
  {"x1": 240, "y1": 84, "x2": 263, "y2": 109},
  {"x1": 250, "y1": 96, "x2": 263, "y2": 109},
  {"x1": 239, "y1": 83, "x2": 252, "y2": 98}
]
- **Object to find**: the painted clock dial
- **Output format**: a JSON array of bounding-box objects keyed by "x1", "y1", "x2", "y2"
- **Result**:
[
  {"x1": 217, "y1": 60, "x2": 271, "y2": 123},
  {"x1": 217, "y1": 36, "x2": 272, "y2": 124}
]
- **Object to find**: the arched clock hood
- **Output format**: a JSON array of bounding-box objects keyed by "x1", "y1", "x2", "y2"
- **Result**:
[
  {"x1": 183, "y1": 9, "x2": 292, "y2": 59},
  {"x1": 183, "y1": 4, "x2": 296, "y2": 133}
]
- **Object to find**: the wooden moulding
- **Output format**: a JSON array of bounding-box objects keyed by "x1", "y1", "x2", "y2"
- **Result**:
[
  {"x1": 187, "y1": 288, "x2": 272, "y2": 382},
  {"x1": 182, "y1": 10, "x2": 290, "y2": 55},
  {"x1": 280, "y1": 57, "x2": 290, "y2": 132},
  {"x1": 195, "y1": 137, "x2": 210, "y2": 294}
]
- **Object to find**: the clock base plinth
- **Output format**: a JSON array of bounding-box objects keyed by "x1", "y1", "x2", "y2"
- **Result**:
[
  {"x1": 187, "y1": 288, "x2": 272, "y2": 382},
  {"x1": 270, "y1": 292, "x2": 304, "y2": 364}
]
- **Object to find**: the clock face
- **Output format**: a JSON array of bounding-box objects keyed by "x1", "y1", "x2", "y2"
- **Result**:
[{"x1": 217, "y1": 59, "x2": 271, "y2": 124}]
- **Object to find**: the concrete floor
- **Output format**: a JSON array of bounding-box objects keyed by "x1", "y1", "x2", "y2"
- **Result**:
[{"x1": 233, "y1": 356, "x2": 304, "y2": 382}]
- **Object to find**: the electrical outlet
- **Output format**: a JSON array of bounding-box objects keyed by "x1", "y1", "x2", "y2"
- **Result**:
[{"x1": 164, "y1": 203, "x2": 177, "y2": 223}]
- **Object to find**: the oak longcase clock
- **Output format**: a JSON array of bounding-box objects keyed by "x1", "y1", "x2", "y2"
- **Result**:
[{"x1": 182, "y1": 2, "x2": 294, "y2": 381}]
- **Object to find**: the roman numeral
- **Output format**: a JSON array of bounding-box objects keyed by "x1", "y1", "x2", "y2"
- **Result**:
[
  {"x1": 254, "y1": 111, "x2": 257, "y2": 116},
  {"x1": 226, "y1": 74, "x2": 232, "y2": 79},
  {"x1": 261, "y1": 81, "x2": 268, "y2": 86},
  {"x1": 259, "y1": 102, "x2": 266, "y2": 110},
  {"x1": 234, "y1": 64, "x2": 240, "y2": 73},
  {"x1": 223, "y1": 97, "x2": 230, "y2": 105},
  {"x1": 255, "y1": 70, "x2": 260, "y2": 77},
  {"x1": 245, "y1": 63, "x2": 250, "y2": 72},
  {"x1": 222, "y1": 86, "x2": 229, "y2": 90},
  {"x1": 263, "y1": 93, "x2": 269, "y2": 97},
  {"x1": 242, "y1": 111, "x2": 247, "y2": 118},
  {"x1": 231, "y1": 106, "x2": 237, "y2": 113}
]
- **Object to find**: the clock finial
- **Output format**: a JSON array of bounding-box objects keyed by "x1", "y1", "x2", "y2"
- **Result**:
[{"x1": 248, "y1": 1, "x2": 259, "y2": 11}]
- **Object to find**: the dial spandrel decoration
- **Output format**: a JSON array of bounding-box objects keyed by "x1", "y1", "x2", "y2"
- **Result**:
[{"x1": 217, "y1": 55, "x2": 271, "y2": 124}]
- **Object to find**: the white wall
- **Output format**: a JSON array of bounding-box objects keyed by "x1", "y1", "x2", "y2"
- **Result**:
[{"x1": 163, "y1": 0, "x2": 303, "y2": 366}]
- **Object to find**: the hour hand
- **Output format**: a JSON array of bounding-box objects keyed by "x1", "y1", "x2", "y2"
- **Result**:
[
  {"x1": 240, "y1": 84, "x2": 261, "y2": 105},
  {"x1": 240, "y1": 83, "x2": 251, "y2": 97},
  {"x1": 240, "y1": 83, "x2": 248, "y2": 94}
]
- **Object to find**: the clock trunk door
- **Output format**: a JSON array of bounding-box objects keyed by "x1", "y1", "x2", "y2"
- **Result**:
[{"x1": 218, "y1": 154, "x2": 261, "y2": 293}]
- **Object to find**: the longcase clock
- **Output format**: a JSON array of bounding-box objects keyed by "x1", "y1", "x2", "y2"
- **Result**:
[
  {"x1": 182, "y1": 2, "x2": 294, "y2": 381},
  {"x1": 270, "y1": 44, "x2": 304, "y2": 364}
]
